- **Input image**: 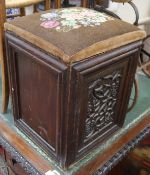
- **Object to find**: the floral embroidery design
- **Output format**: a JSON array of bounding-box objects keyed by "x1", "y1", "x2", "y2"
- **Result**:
[
  {"x1": 40, "y1": 8, "x2": 113, "y2": 32},
  {"x1": 41, "y1": 20, "x2": 60, "y2": 28}
]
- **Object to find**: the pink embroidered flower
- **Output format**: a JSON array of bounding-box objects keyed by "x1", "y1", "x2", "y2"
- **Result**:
[{"x1": 40, "y1": 20, "x2": 59, "y2": 29}]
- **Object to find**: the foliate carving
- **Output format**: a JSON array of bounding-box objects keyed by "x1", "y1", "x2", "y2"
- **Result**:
[
  {"x1": 0, "y1": 136, "x2": 42, "y2": 175},
  {"x1": 84, "y1": 71, "x2": 122, "y2": 141}
]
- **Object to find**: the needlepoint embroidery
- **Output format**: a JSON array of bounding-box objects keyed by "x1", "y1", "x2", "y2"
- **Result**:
[{"x1": 40, "y1": 8, "x2": 113, "y2": 32}]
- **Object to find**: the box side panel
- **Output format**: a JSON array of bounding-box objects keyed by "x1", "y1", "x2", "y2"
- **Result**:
[
  {"x1": 5, "y1": 33, "x2": 68, "y2": 165},
  {"x1": 72, "y1": 43, "x2": 141, "y2": 161}
]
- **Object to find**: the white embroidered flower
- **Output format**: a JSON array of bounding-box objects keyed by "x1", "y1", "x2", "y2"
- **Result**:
[{"x1": 41, "y1": 12, "x2": 58, "y2": 20}]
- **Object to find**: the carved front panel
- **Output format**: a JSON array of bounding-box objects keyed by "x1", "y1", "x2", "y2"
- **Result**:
[
  {"x1": 76, "y1": 58, "x2": 131, "y2": 156},
  {"x1": 84, "y1": 70, "x2": 122, "y2": 141}
]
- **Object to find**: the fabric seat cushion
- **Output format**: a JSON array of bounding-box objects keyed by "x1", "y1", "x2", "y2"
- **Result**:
[{"x1": 5, "y1": 7, "x2": 146, "y2": 64}]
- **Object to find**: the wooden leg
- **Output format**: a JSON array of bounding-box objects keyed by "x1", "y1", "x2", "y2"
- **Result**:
[
  {"x1": 1, "y1": 50, "x2": 9, "y2": 114},
  {"x1": 147, "y1": 63, "x2": 150, "y2": 72},
  {"x1": 45, "y1": 0, "x2": 51, "y2": 10},
  {"x1": 55, "y1": 0, "x2": 61, "y2": 8},
  {"x1": 127, "y1": 75, "x2": 139, "y2": 112},
  {"x1": 136, "y1": 36, "x2": 150, "y2": 78},
  {"x1": 81, "y1": 0, "x2": 88, "y2": 7},
  {"x1": 0, "y1": 32, "x2": 9, "y2": 113},
  {"x1": 20, "y1": 8, "x2": 25, "y2": 16},
  {"x1": 139, "y1": 47, "x2": 150, "y2": 78},
  {"x1": 0, "y1": 0, "x2": 9, "y2": 113},
  {"x1": 34, "y1": 4, "x2": 38, "y2": 13}
]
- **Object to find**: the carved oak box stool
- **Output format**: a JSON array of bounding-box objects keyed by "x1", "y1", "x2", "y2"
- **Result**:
[{"x1": 5, "y1": 7, "x2": 146, "y2": 169}]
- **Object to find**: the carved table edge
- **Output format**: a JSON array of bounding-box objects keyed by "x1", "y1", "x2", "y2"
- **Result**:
[
  {"x1": 0, "y1": 135, "x2": 43, "y2": 175},
  {"x1": 93, "y1": 125, "x2": 150, "y2": 175},
  {"x1": 0, "y1": 125, "x2": 150, "y2": 175}
]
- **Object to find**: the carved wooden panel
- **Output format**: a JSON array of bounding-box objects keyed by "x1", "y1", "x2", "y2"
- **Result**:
[
  {"x1": 72, "y1": 49, "x2": 140, "y2": 159},
  {"x1": 84, "y1": 70, "x2": 122, "y2": 141}
]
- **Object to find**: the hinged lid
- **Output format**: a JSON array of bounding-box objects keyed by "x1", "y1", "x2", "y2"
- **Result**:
[{"x1": 5, "y1": 7, "x2": 146, "y2": 64}]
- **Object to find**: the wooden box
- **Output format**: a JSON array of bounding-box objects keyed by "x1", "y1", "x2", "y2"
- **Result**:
[{"x1": 5, "y1": 8, "x2": 145, "y2": 169}]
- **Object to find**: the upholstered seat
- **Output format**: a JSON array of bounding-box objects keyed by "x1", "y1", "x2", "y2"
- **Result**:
[{"x1": 5, "y1": 7, "x2": 146, "y2": 64}]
